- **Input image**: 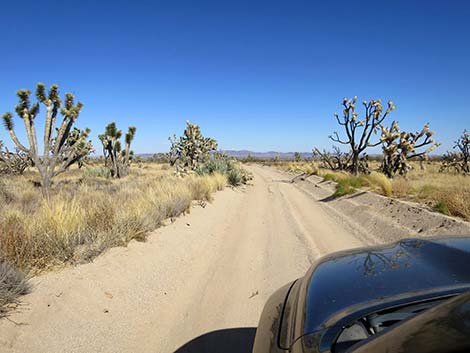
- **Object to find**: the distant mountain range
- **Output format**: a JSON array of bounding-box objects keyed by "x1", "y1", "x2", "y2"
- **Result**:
[
  {"x1": 222, "y1": 150, "x2": 312, "y2": 160},
  {"x1": 136, "y1": 151, "x2": 313, "y2": 160}
]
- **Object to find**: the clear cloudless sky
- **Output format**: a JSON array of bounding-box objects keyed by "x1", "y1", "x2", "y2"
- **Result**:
[{"x1": 0, "y1": 0, "x2": 469, "y2": 154}]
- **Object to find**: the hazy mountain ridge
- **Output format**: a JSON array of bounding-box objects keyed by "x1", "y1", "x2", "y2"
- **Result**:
[{"x1": 220, "y1": 150, "x2": 311, "y2": 160}]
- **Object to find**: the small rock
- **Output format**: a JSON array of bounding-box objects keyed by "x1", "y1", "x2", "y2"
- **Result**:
[{"x1": 103, "y1": 309, "x2": 109, "y2": 313}]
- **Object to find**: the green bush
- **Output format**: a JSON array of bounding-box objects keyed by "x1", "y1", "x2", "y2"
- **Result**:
[
  {"x1": 196, "y1": 158, "x2": 231, "y2": 176},
  {"x1": 228, "y1": 169, "x2": 243, "y2": 186},
  {"x1": 196, "y1": 155, "x2": 251, "y2": 186},
  {"x1": 323, "y1": 173, "x2": 337, "y2": 182},
  {"x1": 433, "y1": 201, "x2": 451, "y2": 216},
  {"x1": 332, "y1": 176, "x2": 369, "y2": 198},
  {"x1": 84, "y1": 167, "x2": 112, "y2": 179}
]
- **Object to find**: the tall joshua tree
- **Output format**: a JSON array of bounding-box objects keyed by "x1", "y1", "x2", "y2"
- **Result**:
[
  {"x1": 99, "y1": 122, "x2": 136, "y2": 178},
  {"x1": 1, "y1": 83, "x2": 93, "y2": 188},
  {"x1": 330, "y1": 97, "x2": 396, "y2": 175}
]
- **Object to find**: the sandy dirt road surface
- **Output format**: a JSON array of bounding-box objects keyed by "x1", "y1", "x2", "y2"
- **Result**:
[{"x1": 0, "y1": 166, "x2": 371, "y2": 353}]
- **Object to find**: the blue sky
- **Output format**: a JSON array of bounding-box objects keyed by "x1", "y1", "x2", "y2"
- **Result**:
[{"x1": 0, "y1": 0, "x2": 469, "y2": 154}]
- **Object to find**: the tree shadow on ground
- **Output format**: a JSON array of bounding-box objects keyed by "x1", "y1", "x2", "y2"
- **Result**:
[
  {"x1": 320, "y1": 191, "x2": 367, "y2": 202},
  {"x1": 173, "y1": 327, "x2": 257, "y2": 353}
]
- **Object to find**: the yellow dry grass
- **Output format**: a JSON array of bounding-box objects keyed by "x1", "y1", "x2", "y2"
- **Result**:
[
  {"x1": 278, "y1": 160, "x2": 470, "y2": 220},
  {"x1": 0, "y1": 163, "x2": 227, "y2": 271}
]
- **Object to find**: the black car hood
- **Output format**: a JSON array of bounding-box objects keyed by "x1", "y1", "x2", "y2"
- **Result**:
[{"x1": 303, "y1": 237, "x2": 470, "y2": 336}]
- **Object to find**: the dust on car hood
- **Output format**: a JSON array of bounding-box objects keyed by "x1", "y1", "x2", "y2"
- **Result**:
[{"x1": 303, "y1": 236, "x2": 470, "y2": 334}]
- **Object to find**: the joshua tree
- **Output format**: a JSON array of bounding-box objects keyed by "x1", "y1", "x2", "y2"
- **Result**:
[
  {"x1": 313, "y1": 146, "x2": 352, "y2": 171},
  {"x1": 294, "y1": 152, "x2": 302, "y2": 162},
  {"x1": 380, "y1": 121, "x2": 440, "y2": 177},
  {"x1": 169, "y1": 121, "x2": 217, "y2": 174},
  {"x1": 99, "y1": 122, "x2": 136, "y2": 178},
  {"x1": 1, "y1": 83, "x2": 93, "y2": 188},
  {"x1": 0, "y1": 141, "x2": 31, "y2": 175},
  {"x1": 440, "y1": 129, "x2": 469, "y2": 174},
  {"x1": 330, "y1": 97, "x2": 396, "y2": 174}
]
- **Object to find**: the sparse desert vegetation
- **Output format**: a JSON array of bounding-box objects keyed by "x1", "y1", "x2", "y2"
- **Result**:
[
  {"x1": 0, "y1": 155, "x2": 247, "y2": 312},
  {"x1": 0, "y1": 84, "x2": 249, "y2": 313},
  {"x1": 1, "y1": 2, "x2": 469, "y2": 352},
  {"x1": 0, "y1": 163, "x2": 228, "y2": 271},
  {"x1": 262, "y1": 97, "x2": 469, "y2": 221},
  {"x1": 0, "y1": 258, "x2": 29, "y2": 317},
  {"x1": 278, "y1": 160, "x2": 470, "y2": 220}
]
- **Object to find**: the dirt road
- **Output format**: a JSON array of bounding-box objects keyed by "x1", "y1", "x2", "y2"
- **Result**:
[{"x1": 0, "y1": 166, "x2": 369, "y2": 353}]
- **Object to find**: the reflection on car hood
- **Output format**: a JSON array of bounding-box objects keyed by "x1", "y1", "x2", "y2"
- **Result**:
[{"x1": 303, "y1": 237, "x2": 470, "y2": 334}]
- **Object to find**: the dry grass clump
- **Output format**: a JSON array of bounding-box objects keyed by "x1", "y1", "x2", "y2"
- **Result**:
[
  {"x1": 0, "y1": 258, "x2": 30, "y2": 316},
  {"x1": 392, "y1": 173, "x2": 470, "y2": 220},
  {"x1": 187, "y1": 172, "x2": 227, "y2": 201},
  {"x1": 276, "y1": 160, "x2": 469, "y2": 220},
  {"x1": 283, "y1": 162, "x2": 319, "y2": 175},
  {"x1": 367, "y1": 172, "x2": 393, "y2": 197},
  {"x1": 0, "y1": 164, "x2": 227, "y2": 271}
]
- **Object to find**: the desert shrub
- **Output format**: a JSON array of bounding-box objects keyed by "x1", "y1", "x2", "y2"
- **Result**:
[
  {"x1": 332, "y1": 176, "x2": 369, "y2": 198},
  {"x1": 210, "y1": 172, "x2": 227, "y2": 191},
  {"x1": 323, "y1": 173, "x2": 337, "y2": 182},
  {"x1": 391, "y1": 177, "x2": 412, "y2": 198},
  {"x1": 0, "y1": 258, "x2": 30, "y2": 316},
  {"x1": 196, "y1": 155, "x2": 251, "y2": 186},
  {"x1": 197, "y1": 158, "x2": 230, "y2": 175},
  {"x1": 83, "y1": 167, "x2": 112, "y2": 179},
  {"x1": 333, "y1": 179, "x2": 357, "y2": 198},
  {"x1": 322, "y1": 171, "x2": 353, "y2": 183},
  {"x1": 189, "y1": 175, "x2": 215, "y2": 201},
  {"x1": 228, "y1": 169, "x2": 243, "y2": 186},
  {"x1": 433, "y1": 201, "x2": 450, "y2": 216},
  {"x1": 0, "y1": 166, "x2": 227, "y2": 270},
  {"x1": 436, "y1": 189, "x2": 470, "y2": 221},
  {"x1": 0, "y1": 179, "x2": 16, "y2": 203},
  {"x1": 366, "y1": 172, "x2": 393, "y2": 197},
  {"x1": 415, "y1": 184, "x2": 438, "y2": 199},
  {"x1": 284, "y1": 162, "x2": 318, "y2": 175},
  {"x1": 390, "y1": 173, "x2": 470, "y2": 220}
]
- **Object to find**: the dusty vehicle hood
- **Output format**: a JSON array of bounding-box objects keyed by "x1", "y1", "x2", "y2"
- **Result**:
[{"x1": 303, "y1": 236, "x2": 470, "y2": 335}]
